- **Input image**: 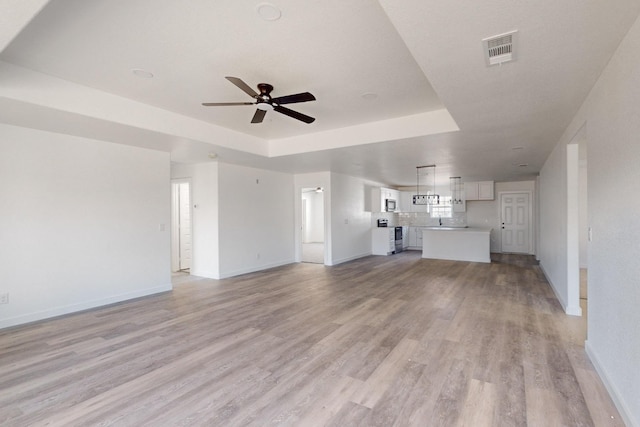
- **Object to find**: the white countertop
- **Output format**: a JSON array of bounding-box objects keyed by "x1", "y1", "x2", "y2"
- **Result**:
[{"x1": 421, "y1": 227, "x2": 492, "y2": 233}]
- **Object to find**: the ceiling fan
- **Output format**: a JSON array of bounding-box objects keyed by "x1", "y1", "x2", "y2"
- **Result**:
[{"x1": 202, "y1": 76, "x2": 316, "y2": 124}]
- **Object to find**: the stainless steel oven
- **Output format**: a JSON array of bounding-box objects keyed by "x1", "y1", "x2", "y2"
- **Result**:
[{"x1": 394, "y1": 227, "x2": 403, "y2": 253}]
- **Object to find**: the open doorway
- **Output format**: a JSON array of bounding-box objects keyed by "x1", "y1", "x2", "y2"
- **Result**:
[
  {"x1": 171, "y1": 180, "x2": 192, "y2": 273},
  {"x1": 567, "y1": 124, "x2": 587, "y2": 318},
  {"x1": 301, "y1": 187, "x2": 325, "y2": 264},
  {"x1": 578, "y1": 136, "x2": 588, "y2": 318}
]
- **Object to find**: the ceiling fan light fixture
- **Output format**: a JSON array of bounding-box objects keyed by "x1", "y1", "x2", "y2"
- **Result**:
[
  {"x1": 256, "y1": 103, "x2": 274, "y2": 111},
  {"x1": 257, "y1": 3, "x2": 282, "y2": 21}
]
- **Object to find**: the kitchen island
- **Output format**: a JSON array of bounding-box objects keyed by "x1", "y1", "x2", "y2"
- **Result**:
[{"x1": 422, "y1": 227, "x2": 492, "y2": 263}]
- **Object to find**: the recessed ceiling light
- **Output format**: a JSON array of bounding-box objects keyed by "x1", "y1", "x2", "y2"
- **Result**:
[
  {"x1": 512, "y1": 146, "x2": 524, "y2": 150},
  {"x1": 257, "y1": 3, "x2": 281, "y2": 21},
  {"x1": 361, "y1": 92, "x2": 378, "y2": 100},
  {"x1": 208, "y1": 152, "x2": 218, "y2": 159},
  {"x1": 518, "y1": 163, "x2": 529, "y2": 167},
  {"x1": 131, "y1": 68, "x2": 154, "y2": 78}
]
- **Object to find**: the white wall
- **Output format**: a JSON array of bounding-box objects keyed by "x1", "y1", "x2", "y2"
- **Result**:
[
  {"x1": 540, "y1": 14, "x2": 640, "y2": 426},
  {"x1": 302, "y1": 191, "x2": 324, "y2": 243},
  {"x1": 217, "y1": 162, "x2": 295, "y2": 278},
  {"x1": 171, "y1": 162, "x2": 219, "y2": 279},
  {"x1": 0, "y1": 124, "x2": 171, "y2": 329},
  {"x1": 329, "y1": 172, "x2": 374, "y2": 265},
  {"x1": 465, "y1": 180, "x2": 536, "y2": 253},
  {"x1": 539, "y1": 142, "x2": 571, "y2": 312}
]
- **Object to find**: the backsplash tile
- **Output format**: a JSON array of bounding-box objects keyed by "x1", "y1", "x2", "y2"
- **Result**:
[{"x1": 396, "y1": 212, "x2": 467, "y2": 227}]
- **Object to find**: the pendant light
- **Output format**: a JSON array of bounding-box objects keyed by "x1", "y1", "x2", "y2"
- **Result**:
[
  {"x1": 413, "y1": 165, "x2": 440, "y2": 206},
  {"x1": 450, "y1": 176, "x2": 463, "y2": 205}
]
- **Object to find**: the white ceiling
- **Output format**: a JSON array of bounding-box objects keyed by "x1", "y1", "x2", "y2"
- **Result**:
[{"x1": 1, "y1": 0, "x2": 639, "y2": 186}]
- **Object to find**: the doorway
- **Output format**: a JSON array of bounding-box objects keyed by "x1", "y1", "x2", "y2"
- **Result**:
[
  {"x1": 500, "y1": 192, "x2": 533, "y2": 254},
  {"x1": 171, "y1": 180, "x2": 192, "y2": 273},
  {"x1": 301, "y1": 187, "x2": 325, "y2": 264},
  {"x1": 568, "y1": 125, "x2": 588, "y2": 318}
]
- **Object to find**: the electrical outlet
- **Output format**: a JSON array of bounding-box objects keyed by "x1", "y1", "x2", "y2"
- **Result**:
[{"x1": 0, "y1": 293, "x2": 8, "y2": 304}]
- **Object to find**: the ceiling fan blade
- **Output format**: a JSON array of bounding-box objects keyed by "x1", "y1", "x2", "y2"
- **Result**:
[
  {"x1": 274, "y1": 105, "x2": 315, "y2": 124},
  {"x1": 272, "y1": 92, "x2": 316, "y2": 105},
  {"x1": 202, "y1": 102, "x2": 254, "y2": 106},
  {"x1": 225, "y1": 76, "x2": 258, "y2": 98},
  {"x1": 251, "y1": 109, "x2": 267, "y2": 123}
]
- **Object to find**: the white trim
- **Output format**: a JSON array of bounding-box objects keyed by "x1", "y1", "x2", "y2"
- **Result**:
[
  {"x1": 585, "y1": 341, "x2": 637, "y2": 427},
  {"x1": 170, "y1": 178, "x2": 193, "y2": 273},
  {"x1": 0, "y1": 284, "x2": 172, "y2": 330},
  {"x1": 498, "y1": 190, "x2": 534, "y2": 254},
  {"x1": 566, "y1": 144, "x2": 582, "y2": 318},
  {"x1": 539, "y1": 263, "x2": 582, "y2": 316},
  {"x1": 218, "y1": 259, "x2": 295, "y2": 279},
  {"x1": 326, "y1": 251, "x2": 371, "y2": 266}
]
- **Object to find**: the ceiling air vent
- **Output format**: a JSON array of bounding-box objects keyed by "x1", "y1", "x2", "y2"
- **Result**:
[{"x1": 482, "y1": 30, "x2": 518, "y2": 66}]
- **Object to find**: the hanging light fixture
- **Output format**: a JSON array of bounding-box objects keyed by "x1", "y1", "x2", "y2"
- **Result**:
[
  {"x1": 450, "y1": 176, "x2": 463, "y2": 205},
  {"x1": 413, "y1": 165, "x2": 440, "y2": 206}
]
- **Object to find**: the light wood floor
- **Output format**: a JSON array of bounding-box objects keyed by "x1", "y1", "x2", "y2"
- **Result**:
[{"x1": 0, "y1": 253, "x2": 623, "y2": 426}]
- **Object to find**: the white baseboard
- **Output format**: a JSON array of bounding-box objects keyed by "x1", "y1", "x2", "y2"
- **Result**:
[
  {"x1": 0, "y1": 283, "x2": 172, "y2": 330},
  {"x1": 218, "y1": 259, "x2": 295, "y2": 279},
  {"x1": 585, "y1": 341, "x2": 638, "y2": 427},
  {"x1": 539, "y1": 263, "x2": 582, "y2": 316},
  {"x1": 327, "y1": 251, "x2": 371, "y2": 266},
  {"x1": 190, "y1": 269, "x2": 220, "y2": 280}
]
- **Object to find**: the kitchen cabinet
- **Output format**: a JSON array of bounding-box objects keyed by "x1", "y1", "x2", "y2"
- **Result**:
[
  {"x1": 370, "y1": 187, "x2": 400, "y2": 212},
  {"x1": 464, "y1": 181, "x2": 494, "y2": 201},
  {"x1": 421, "y1": 227, "x2": 491, "y2": 263},
  {"x1": 402, "y1": 226, "x2": 409, "y2": 249},
  {"x1": 400, "y1": 191, "x2": 429, "y2": 213},
  {"x1": 372, "y1": 228, "x2": 395, "y2": 255},
  {"x1": 407, "y1": 227, "x2": 424, "y2": 250}
]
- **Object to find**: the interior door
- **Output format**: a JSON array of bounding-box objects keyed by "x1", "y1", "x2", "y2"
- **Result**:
[
  {"x1": 501, "y1": 192, "x2": 530, "y2": 253},
  {"x1": 178, "y1": 183, "x2": 192, "y2": 270}
]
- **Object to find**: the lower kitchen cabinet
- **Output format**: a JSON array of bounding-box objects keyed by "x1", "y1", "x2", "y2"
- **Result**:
[
  {"x1": 407, "y1": 227, "x2": 424, "y2": 250},
  {"x1": 372, "y1": 228, "x2": 395, "y2": 255}
]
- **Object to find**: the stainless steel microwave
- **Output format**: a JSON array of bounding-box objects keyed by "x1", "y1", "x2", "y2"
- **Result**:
[{"x1": 385, "y1": 199, "x2": 397, "y2": 212}]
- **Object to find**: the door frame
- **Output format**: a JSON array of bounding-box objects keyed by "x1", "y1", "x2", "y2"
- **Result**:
[
  {"x1": 499, "y1": 190, "x2": 534, "y2": 254},
  {"x1": 171, "y1": 178, "x2": 193, "y2": 272}
]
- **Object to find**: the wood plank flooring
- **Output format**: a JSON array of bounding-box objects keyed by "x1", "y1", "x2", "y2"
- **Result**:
[{"x1": 0, "y1": 252, "x2": 624, "y2": 426}]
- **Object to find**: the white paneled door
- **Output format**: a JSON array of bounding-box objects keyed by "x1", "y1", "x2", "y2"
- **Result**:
[{"x1": 501, "y1": 192, "x2": 531, "y2": 254}]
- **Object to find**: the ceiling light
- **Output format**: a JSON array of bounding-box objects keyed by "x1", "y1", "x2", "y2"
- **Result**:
[
  {"x1": 414, "y1": 165, "x2": 439, "y2": 206},
  {"x1": 361, "y1": 92, "x2": 378, "y2": 100},
  {"x1": 512, "y1": 146, "x2": 524, "y2": 150},
  {"x1": 256, "y1": 103, "x2": 274, "y2": 111},
  {"x1": 257, "y1": 3, "x2": 281, "y2": 21},
  {"x1": 450, "y1": 177, "x2": 463, "y2": 204},
  {"x1": 518, "y1": 163, "x2": 529, "y2": 167},
  {"x1": 208, "y1": 152, "x2": 218, "y2": 159},
  {"x1": 131, "y1": 68, "x2": 154, "y2": 78}
]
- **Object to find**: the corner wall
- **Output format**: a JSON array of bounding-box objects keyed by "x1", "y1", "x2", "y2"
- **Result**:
[
  {"x1": 329, "y1": 172, "x2": 375, "y2": 265},
  {"x1": 540, "y1": 14, "x2": 640, "y2": 426},
  {"x1": 0, "y1": 124, "x2": 171, "y2": 329},
  {"x1": 217, "y1": 162, "x2": 295, "y2": 278},
  {"x1": 171, "y1": 162, "x2": 219, "y2": 279}
]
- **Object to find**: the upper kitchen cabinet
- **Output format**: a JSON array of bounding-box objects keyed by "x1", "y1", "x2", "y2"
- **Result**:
[
  {"x1": 399, "y1": 191, "x2": 416, "y2": 213},
  {"x1": 370, "y1": 187, "x2": 400, "y2": 212},
  {"x1": 464, "y1": 181, "x2": 494, "y2": 201}
]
